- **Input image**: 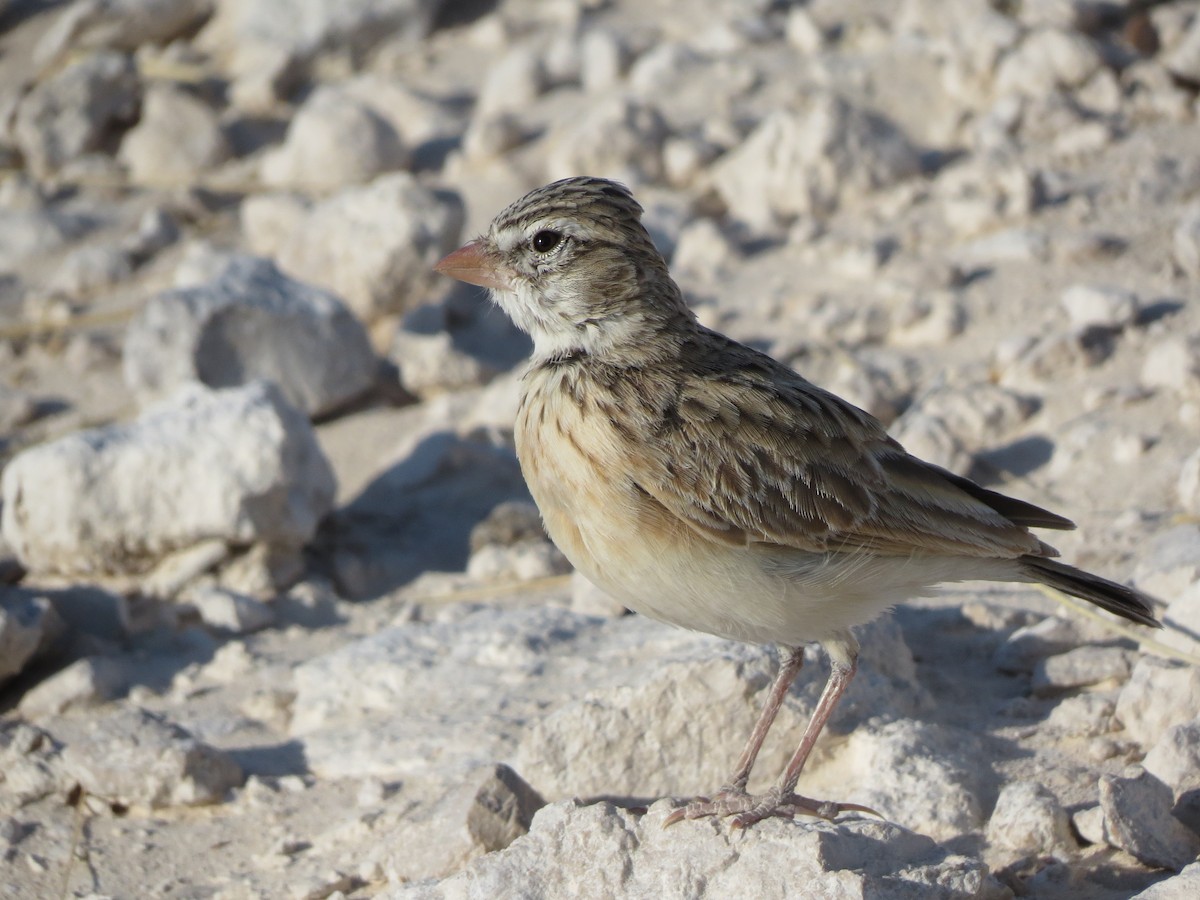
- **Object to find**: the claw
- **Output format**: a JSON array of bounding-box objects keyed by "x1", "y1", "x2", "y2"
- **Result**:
[{"x1": 666, "y1": 789, "x2": 880, "y2": 829}]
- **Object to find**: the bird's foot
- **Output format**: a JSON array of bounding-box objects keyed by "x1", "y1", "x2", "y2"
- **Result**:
[{"x1": 663, "y1": 785, "x2": 880, "y2": 829}]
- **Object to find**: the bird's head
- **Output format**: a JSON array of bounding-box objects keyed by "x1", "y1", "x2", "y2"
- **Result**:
[{"x1": 435, "y1": 177, "x2": 692, "y2": 363}]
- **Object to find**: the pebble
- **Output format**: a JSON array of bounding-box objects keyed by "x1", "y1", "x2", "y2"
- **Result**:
[
  {"x1": 986, "y1": 780, "x2": 1074, "y2": 856},
  {"x1": 59, "y1": 706, "x2": 244, "y2": 808},
  {"x1": 260, "y1": 86, "x2": 406, "y2": 191},
  {"x1": 383, "y1": 764, "x2": 545, "y2": 883},
  {"x1": 183, "y1": 585, "x2": 276, "y2": 634},
  {"x1": 1059, "y1": 283, "x2": 1139, "y2": 331},
  {"x1": 118, "y1": 83, "x2": 231, "y2": 185},
  {"x1": 390, "y1": 328, "x2": 495, "y2": 399}
]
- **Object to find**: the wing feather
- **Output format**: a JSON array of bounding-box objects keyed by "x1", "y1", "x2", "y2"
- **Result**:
[{"x1": 623, "y1": 333, "x2": 1066, "y2": 560}]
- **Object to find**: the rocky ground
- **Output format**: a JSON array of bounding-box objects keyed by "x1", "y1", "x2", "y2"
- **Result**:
[{"x1": 2, "y1": 0, "x2": 1200, "y2": 897}]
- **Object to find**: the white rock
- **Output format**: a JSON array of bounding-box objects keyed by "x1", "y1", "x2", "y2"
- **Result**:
[
  {"x1": 1141, "y1": 337, "x2": 1200, "y2": 394},
  {"x1": 34, "y1": 0, "x2": 213, "y2": 65},
  {"x1": 626, "y1": 42, "x2": 699, "y2": 96},
  {"x1": 382, "y1": 800, "x2": 999, "y2": 899},
  {"x1": 1158, "y1": 579, "x2": 1200, "y2": 660},
  {"x1": 515, "y1": 642, "x2": 796, "y2": 800},
  {"x1": 1143, "y1": 719, "x2": 1200, "y2": 803},
  {"x1": 1032, "y1": 646, "x2": 1134, "y2": 695},
  {"x1": 517, "y1": 619, "x2": 926, "y2": 803},
  {"x1": 545, "y1": 95, "x2": 667, "y2": 184},
  {"x1": 1, "y1": 382, "x2": 336, "y2": 576},
  {"x1": 994, "y1": 27, "x2": 1103, "y2": 97},
  {"x1": 1072, "y1": 804, "x2": 1106, "y2": 845},
  {"x1": 461, "y1": 113, "x2": 525, "y2": 161},
  {"x1": 785, "y1": 7, "x2": 824, "y2": 52},
  {"x1": 670, "y1": 217, "x2": 737, "y2": 284},
  {"x1": 58, "y1": 706, "x2": 243, "y2": 808},
  {"x1": 1174, "y1": 203, "x2": 1200, "y2": 279},
  {"x1": 0, "y1": 593, "x2": 62, "y2": 689},
  {"x1": 260, "y1": 85, "x2": 406, "y2": 191},
  {"x1": 390, "y1": 328, "x2": 495, "y2": 399},
  {"x1": 1166, "y1": 13, "x2": 1200, "y2": 84},
  {"x1": 840, "y1": 720, "x2": 989, "y2": 839},
  {"x1": 275, "y1": 173, "x2": 464, "y2": 321},
  {"x1": 13, "y1": 51, "x2": 139, "y2": 176},
  {"x1": 986, "y1": 780, "x2": 1074, "y2": 855},
  {"x1": 1116, "y1": 657, "x2": 1200, "y2": 749},
  {"x1": 1099, "y1": 766, "x2": 1200, "y2": 872},
  {"x1": 475, "y1": 47, "x2": 544, "y2": 116},
  {"x1": 711, "y1": 94, "x2": 921, "y2": 229},
  {"x1": 17, "y1": 657, "x2": 126, "y2": 718},
  {"x1": 1060, "y1": 283, "x2": 1139, "y2": 330},
  {"x1": 383, "y1": 763, "x2": 545, "y2": 883},
  {"x1": 579, "y1": 29, "x2": 627, "y2": 93},
  {"x1": 1134, "y1": 525, "x2": 1200, "y2": 601},
  {"x1": 184, "y1": 585, "x2": 275, "y2": 633},
  {"x1": 123, "y1": 254, "x2": 376, "y2": 417},
  {"x1": 118, "y1": 83, "x2": 230, "y2": 184},
  {"x1": 1046, "y1": 693, "x2": 1116, "y2": 737},
  {"x1": 890, "y1": 381, "x2": 1035, "y2": 472},
  {"x1": 888, "y1": 412, "x2": 972, "y2": 474},
  {"x1": 1133, "y1": 862, "x2": 1200, "y2": 899}
]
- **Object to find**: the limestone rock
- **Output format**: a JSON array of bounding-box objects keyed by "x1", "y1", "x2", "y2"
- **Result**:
[
  {"x1": 1099, "y1": 767, "x2": 1200, "y2": 872},
  {"x1": 1, "y1": 382, "x2": 336, "y2": 576},
  {"x1": 260, "y1": 85, "x2": 406, "y2": 191},
  {"x1": 383, "y1": 800, "x2": 1003, "y2": 899},
  {"x1": 986, "y1": 780, "x2": 1074, "y2": 856},
  {"x1": 123, "y1": 254, "x2": 376, "y2": 417},
  {"x1": 1116, "y1": 657, "x2": 1200, "y2": 749},
  {"x1": 273, "y1": 173, "x2": 464, "y2": 321}
]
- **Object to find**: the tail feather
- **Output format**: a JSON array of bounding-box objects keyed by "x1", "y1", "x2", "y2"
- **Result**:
[{"x1": 1020, "y1": 556, "x2": 1160, "y2": 628}]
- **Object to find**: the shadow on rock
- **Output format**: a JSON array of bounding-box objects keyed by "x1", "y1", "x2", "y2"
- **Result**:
[{"x1": 316, "y1": 430, "x2": 530, "y2": 599}]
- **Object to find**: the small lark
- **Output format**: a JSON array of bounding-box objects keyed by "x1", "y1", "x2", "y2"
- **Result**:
[{"x1": 434, "y1": 176, "x2": 1160, "y2": 828}]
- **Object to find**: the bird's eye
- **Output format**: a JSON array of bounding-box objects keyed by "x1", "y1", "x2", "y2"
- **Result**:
[{"x1": 531, "y1": 230, "x2": 563, "y2": 253}]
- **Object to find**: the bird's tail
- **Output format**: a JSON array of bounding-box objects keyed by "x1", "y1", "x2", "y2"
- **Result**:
[{"x1": 1019, "y1": 556, "x2": 1160, "y2": 627}]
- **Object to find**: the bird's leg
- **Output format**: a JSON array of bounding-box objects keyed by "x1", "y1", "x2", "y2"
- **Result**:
[
  {"x1": 666, "y1": 635, "x2": 879, "y2": 828},
  {"x1": 664, "y1": 647, "x2": 804, "y2": 826}
]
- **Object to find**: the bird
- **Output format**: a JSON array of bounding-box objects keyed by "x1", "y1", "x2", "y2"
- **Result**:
[{"x1": 433, "y1": 176, "x2": 1161, "y2": 829}]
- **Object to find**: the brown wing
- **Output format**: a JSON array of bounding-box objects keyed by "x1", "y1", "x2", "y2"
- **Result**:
[{"x1": 624, "y1": 331, "x2": 1071, "y2": 559}]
